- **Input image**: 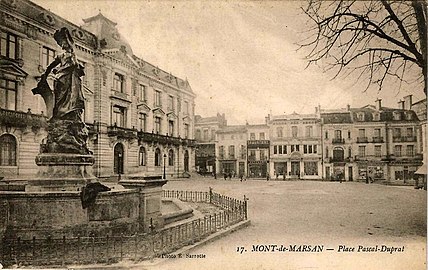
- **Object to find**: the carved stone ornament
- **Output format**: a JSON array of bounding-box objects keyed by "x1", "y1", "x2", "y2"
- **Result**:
[
  {"x1": 40, "y1": 12, "x2": 56, "y2": 26},
  {"x1": 2, "y1": 0, "x2": 17, "y2": 8},
  {"x1": 72, "y1": 29, "x2": 85, "y2": 40}
]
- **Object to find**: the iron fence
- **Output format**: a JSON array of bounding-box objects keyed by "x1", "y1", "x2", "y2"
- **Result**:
[{"x1": 1, "y1": 188, "x2": 248, "y2": 267}]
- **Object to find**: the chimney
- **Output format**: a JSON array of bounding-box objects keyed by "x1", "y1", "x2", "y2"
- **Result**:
[
  {"x1": 315, "y1": 107, "x2": 318, "y2": 113},
  {"x1": 346, "y1": 104, "x2": 350, "y2": 111},
  {"x1": 265, "y1": 114, "x2": 270, "y2": 124},
  {"x1": 403, "y1": 95, "x2": 412, "y2": 110},
  {"x1": 375, "y1": 98, "x2": 382, "y2": 110},
  {"x1": 398, "y1": 100, "x2": 405, "y2": 110}
]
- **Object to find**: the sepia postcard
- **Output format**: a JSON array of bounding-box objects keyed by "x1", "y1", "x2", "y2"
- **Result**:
[{"x1": 0, "y1": 0, "x2": 426, "y2": 269}]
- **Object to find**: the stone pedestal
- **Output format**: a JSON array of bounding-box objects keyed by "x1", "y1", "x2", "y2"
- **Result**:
[
  {"x1": 26, "y1": 153, "x2": 96, "y2": 192},
  {"x1": 119, "y1": 178, "x2": 167, "y2": 232}
]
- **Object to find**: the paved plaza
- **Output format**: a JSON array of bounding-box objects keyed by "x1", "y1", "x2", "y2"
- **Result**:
[{"x1": 148, "y1": 178, "x2": 426, "y2": 270}]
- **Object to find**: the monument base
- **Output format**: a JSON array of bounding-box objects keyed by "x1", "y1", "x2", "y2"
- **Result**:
[
  {"x1": 26, "y1": 153, "x2": 96, "y2": 192},
  {"x1": 119, "y1": 178, "x2": 167, "y2": 232}
]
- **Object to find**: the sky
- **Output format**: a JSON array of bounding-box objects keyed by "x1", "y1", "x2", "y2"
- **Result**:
[{"x1": 32, "y1": 0, "x2": 426, "y2": 125}]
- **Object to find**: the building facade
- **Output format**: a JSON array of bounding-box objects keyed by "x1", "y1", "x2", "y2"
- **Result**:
[
  {"x1": 194, "y1": 113, "x2": 226, "y2": 175},
  {"x1": 216, "y1": 125, "x2": 247, "y2": 177},
  {"x1": 246, "y1": 123, "x2": 270, "y2": 179},
  {"x1": 0, "y1": 0, "x2": 196, "y2": 179},
  {"x1": 320, "y1": 106, "x2": 355, "y2": 181},
  {"x1": 268, "y1": 113, "x2": 322, "y2": 180},
  {"x1": 207, "y1": 96, "x2": 424, "y2": 184}
]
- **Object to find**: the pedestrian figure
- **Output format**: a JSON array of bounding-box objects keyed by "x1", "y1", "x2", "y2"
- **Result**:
[
  {"x1": 240, "y1": 173, "x2": 244, "y2": 182},
  {"x1": 223, "y1": 173, "x2": 227, "y2": 180},
  {"x1": 228, "y1": 172, "x2": 232, "y2": 180}
]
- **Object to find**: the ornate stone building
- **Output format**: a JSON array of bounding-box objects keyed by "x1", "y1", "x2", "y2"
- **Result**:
[
  {"x1": 0, "y1": 0, "x2": 196, "y2": 179},
  {"x1": 268, "y1": 113, "x2": 323, "y2": 180},
  {"x1": 320, "y1": 97, "x2": 423, "y2": 183}
]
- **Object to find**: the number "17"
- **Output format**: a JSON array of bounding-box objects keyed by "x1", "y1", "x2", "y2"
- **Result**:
[{"x1": 236, "y1": 246, "x2": 246, "y2": 254}]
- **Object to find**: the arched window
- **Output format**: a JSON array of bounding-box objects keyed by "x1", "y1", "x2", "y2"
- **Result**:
[
  {"x1": 139, "y1": 147, "x2": 146, "y2": 166},
  {"x1": 333, "y1": 147, "x2": 344, "y2": 162},
  {"x1": 168, "y1": 149, "x2": 174, "y2": 166},
  {"x1": 0, "y1": 134, "x2": 17, "y2": 166},
  {"x1": 155, "y1": 148, "x2": 161, "y2": 166}
]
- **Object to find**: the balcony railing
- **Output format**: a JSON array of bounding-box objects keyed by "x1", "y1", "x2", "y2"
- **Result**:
[
  {"x1": 110, "y1": 90, "x2": 130, "y2": 102},
  {"x1": 137, "y1": 131, "x2": 196, "y2": 147},
  {"x1": 332, "y1": 138, "x2": 345, "y2": 144},
  {"x1": 393, "y1": 136, "x2": 416, "y2": 142},
  {"x1": 247, "y1": 140, "x2": 270, "y2": 148},
  {"x1": 107, "y1": 125, "x2": 137, "y2": 139},
  {"x1": 0, "y1": 108, "x2": 47, "y2": 130},
  {"x1": 372, "y1": 137, "x2": 384, "y2": 143},
  {"x1": 356, "y1": 137, "x2": 368, "y2": 143}
]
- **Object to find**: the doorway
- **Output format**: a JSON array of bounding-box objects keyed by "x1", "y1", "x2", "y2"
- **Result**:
[
  {"x1": 184, "y1": 150, "x2": 189, "y2": 172},
  {"x1": 114, "y1": 143, "x2": 124, "y2": 174},
  {"x1": 348, "y1": 166, "x2": 353, "y2": 181},
  {"x1": 291, "y1": 161, "x2": 300, "y2": 177}
]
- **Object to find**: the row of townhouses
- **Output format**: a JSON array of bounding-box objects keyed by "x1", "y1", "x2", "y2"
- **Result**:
[
  {"x1": 195, "y1": 96, "x2": 427, "y2": 184},
  {"x1": 0, "y1": 0, "x2": 196, "y2": 179}
]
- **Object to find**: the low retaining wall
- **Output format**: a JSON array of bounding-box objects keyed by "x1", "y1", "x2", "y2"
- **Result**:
[
  {"x1": 0, "y1": 189, "x2": 140, "y2": 240},
  {"x1": 0, "y1": 188, "x2": 249, "y2": 268}
]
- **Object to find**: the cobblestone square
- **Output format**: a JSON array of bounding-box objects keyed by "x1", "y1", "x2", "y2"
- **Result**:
[{"x1": 155, "y1": 178, "x2": 426, "y2": 270}]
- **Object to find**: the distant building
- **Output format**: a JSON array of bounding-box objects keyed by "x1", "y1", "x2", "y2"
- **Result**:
[
  {"x1": 321, "y1": 97, "x2": 423, "y2": 183},
  {"x1": 0, "y1": 0, "x2": 196, "y2": 179},
  {"x1": 320, "y1": 105, "x2": 354, "y2": 181},
  {"x1": 268, "y1": 112, "x2": 322, "y2": 180},
  {"x1": 216, "y1": 125, "x2": 247, "y2": 177},
  {"x1": 203, "y1": 97, "x2": 424, "y2": 184},
  {"x1": 194, "y1": 113, "x2": 226, "y2": 175},
  {"x1": 246, "y1": 123, "x2": 270, "y2": 179}
]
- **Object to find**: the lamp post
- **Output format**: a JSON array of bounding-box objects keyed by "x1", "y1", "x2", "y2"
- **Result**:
[{"x1": 163, "y1": 153, "x2": 167, "y2": 180}]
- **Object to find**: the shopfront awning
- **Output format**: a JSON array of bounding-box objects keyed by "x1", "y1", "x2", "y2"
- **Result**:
[{"x1": 415, "y1": 164, "x2": 427, "y2": 175}]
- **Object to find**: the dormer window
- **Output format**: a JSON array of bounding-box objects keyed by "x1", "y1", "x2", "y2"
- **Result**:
[
  {"x1": 372, "y1": 113, "x2": 380, "y2": 121},
  {"x1": 357, "y1": 112, "x2": 365, "y2": 121},
  {"x1": 405, "y1": 112, "x2": 412, "y2": 120},
  {"x1": 393, "y1": 111, "x2": 401, "y2": 120}
]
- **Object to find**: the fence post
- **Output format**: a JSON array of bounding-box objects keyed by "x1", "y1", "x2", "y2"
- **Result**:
[
  {"x1": 32, "y1": 236, "x2": 36, "y2": 263},
  {"x1": 244, "y1": 195, "x2": 248, "y2": 220},
  {"x1": 91, "y1": 235, "x2": 95, "y2": 263},
  {"x1": 106, "y1": 235, "x2": 109, "y2": 263},
  {"x1": 209, "y1": 187, "x2": 213, "y2": 204},
  {"x1": 77, "y1": 235, "x2": 80, "y2": 263},
  {"x1": 120, "y1": 233, "x2": 123, "y2": 260},
  {"x1": 62, "y1": 235, "x2": 66, "y2": 266},
  {"x1": 134, "y1": 234, "x2": 138, "y2": 260}
]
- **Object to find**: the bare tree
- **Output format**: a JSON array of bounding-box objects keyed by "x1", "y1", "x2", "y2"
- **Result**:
[{"x1": 300, "y1": 0, "x2": 427, "y2": 95}]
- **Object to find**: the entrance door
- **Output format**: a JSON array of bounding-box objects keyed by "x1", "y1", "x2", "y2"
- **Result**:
[
  {"x1": 114, "y1": 143, "x2": 124, "y2": 174},
  {"x1": 291, "y1": 161, "x2": 300, "y2": 177},
  {"x1": 348, "y1": 166, "x2": 353, "y2": 181},
  {"x1": 326, "y1": 167, "x2": 330, "y2": 180},
  {"x1": 184, "y1": 150, "x2": 189, "y2": 172},
  {"x1": 239, "y1": 162, "x2": 245, "y2": 176}
]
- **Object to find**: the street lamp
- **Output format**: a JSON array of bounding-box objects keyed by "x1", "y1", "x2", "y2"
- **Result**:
[{"x1": 163, "y1": 153, "x2": 167, "y2": 180}]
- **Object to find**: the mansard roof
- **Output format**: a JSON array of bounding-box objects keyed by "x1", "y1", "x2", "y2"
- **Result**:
[
  {"x1": 350, "y1": 107, "x2": 419, "y2": 122},
  {"x1": 6, "y1": 0, "x2": 98, "y2": 49},
  {"x1": 4, "y1": 0, "x2": 193, "y2": 93},
  {"x1": 320, "y1": 112, "x2": 352, "y2": 124}
]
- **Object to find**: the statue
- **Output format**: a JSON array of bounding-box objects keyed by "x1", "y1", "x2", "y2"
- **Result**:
[{"x1": 32, "y1": 27, "x2": 91, "y2": 155}]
